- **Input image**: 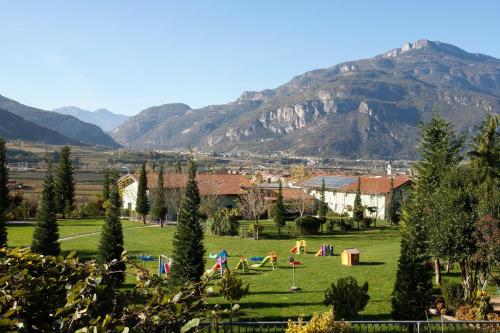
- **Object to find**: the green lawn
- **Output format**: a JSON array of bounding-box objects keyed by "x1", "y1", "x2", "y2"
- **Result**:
[{"x1": 7, "y1": 218, "x2": 403, "y2": 320}]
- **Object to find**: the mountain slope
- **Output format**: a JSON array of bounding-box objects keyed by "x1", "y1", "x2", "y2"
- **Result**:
[
  {"x1": 53, "y1": 106, "x2": 129, "y2": 132},
  {"x1": 112, "y1": 39, "x2": 500, "y2": 158},
  {"x1": 0, "y1": 108, "x2": 82, "y2": 145},
  {"x1": 0, "y1": 95, "x2": 121, "y2": 148}
]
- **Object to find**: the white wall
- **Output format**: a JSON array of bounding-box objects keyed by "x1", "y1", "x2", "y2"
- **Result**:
[
  {"x1": 122, "y1": 181, "x2": 138, "y2": 211},
  {"x1": 310, "y1": 190, "x2": 387, "y2": 219}
]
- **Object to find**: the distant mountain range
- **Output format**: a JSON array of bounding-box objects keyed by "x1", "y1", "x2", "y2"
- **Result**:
[
  {"x1": 0, "y1": 95, "x2": 120, "y2": 148},
  {"x1": 112, "y1": 39, "x2": 500, "y2": 159},
  {"x1": 53, "y1": 106, "x2": 129, "y2": 132}
]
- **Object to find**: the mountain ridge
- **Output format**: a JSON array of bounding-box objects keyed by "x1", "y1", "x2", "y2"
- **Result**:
[
  {"x1": 53, "y1": 106, "x2": 129, "y2": 132},
  {"x1": 112, "y1": 39, "x2": 500, "y2": 158}
]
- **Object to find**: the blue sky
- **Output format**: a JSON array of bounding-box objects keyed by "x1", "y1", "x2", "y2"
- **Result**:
[{"x1": 1, "y1": 1, "x2": 499, "y2": 115}]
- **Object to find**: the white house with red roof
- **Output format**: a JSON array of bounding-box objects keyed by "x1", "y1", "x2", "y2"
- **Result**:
[{"x1": 300, "y1": 175, "x2": 411, "y2": 220}]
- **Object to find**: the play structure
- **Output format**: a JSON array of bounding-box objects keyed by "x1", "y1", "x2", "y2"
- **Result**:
[
  {"x1": 288, "y1": 258, "x2": 302, "y2": 291},
  {"x1": 206, "y1": 249, "x2": 230, "y2": 275},
  {"x1": 158, "y1": 255, "x2": 173, "y2": 276},
  {"x1": 341, "y1": 248, "x2": 360, "y2": 266},
  {"x1": 251, "y1": 251, "x2": 278, "y2": 270},
  {"x1": 234, "y1": 257, "x2": 249, "y2": 274},
  {"x1": 315, "y1": 244, "x2": 334, "y2": 256},
  {"x1": 290, "y1": 240, "x2": 307, "y2": 254}
]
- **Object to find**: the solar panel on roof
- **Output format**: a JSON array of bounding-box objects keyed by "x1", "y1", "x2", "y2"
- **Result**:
[{"x1": 302, "y1": 176, "x2": 357, "y2": 189}]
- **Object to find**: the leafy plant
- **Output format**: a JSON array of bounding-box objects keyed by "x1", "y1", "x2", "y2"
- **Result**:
[
  {"x1": 323, "y1": 276, "x2": 370, "y2": 319},
  {"x1": 294, "y1": 216, "x2": 321, "y2": 235},
  {"x1": 286, "y1": 311, "x2": 350, "y2": 333},
  {"x1": 208, "y1": 208, "x2": 240, "y2": 236},
  {"x1": 216, "y1": 271, "x2": 249, "y2": 322},
  {"x1": 441, "y1": 281, "x2": 463, "y2": 310}
]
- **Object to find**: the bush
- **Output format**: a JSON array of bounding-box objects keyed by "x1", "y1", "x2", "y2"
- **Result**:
[
  {"x1": 362, "y1": 217, "x2": 373, "y2": 228},
  {"x1": 239, "y1": 225, "x2": 250, "y2": 238},
  {"x1": 285, "y1": 311, "x2": 350, "y2": 333},
  {"x1": 73, "y1": 200, "x2": 103, "y2": 218},
  {"x1": 441, "y1": 281, "x2": 463, "y2": 310},
  {"x1": 208, "y1": 208, "x2": 240, "y2": 236},
  {"x1": 338, "y1": 218, "x2": 354, "y2": 231},
  {"x1": 295, "y1": 216, "x2": 321, "y2": 235},
  {"x1": 323, "y1": 276, "x2": 370, "y2": 319}
]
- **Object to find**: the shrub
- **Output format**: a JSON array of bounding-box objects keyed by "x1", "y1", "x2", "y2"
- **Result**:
[
  {"x1": 208, "y1": 208, "x2": 240, "y2": 236},
  {"x1": 295, "y1": 216, "x2": 321, "y2": 235},
  {"x1": 323, "y1": 276, "x2": 370, "y2": 319},
  {"x1": 239, "y1": 225, "x2": 250, "y2": 238},
  {"x1": 338, "y1": 218, "x2": 353, "y2": 231},
  {"x1": 285, "y1": 311, "x2": 350, "y2": 333},
  {"x1": 362, "y1": 217, "x2": 373, "y2": 228},
  {"x1": 441, "y1": 281, "x2": 463, "y2": 310}
]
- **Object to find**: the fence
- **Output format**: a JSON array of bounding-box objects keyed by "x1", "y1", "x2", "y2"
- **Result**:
[{"x1": 197, "y1": 320, "x2": 500, "y2": 332}]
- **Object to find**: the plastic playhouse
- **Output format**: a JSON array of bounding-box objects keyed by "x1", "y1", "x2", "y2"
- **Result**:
[
  {"x1": 341, "y1": 248, "x2": 360, "y2": 266},
  {"x1": 315, "y1": 244, "x2": 334, "y2": 256},
  {"x1": 251, "y1": 251, "x2": 278, "y2": 270},
  {"x1": 290, "y1": 240, "x2": 307, "y2": 254}
]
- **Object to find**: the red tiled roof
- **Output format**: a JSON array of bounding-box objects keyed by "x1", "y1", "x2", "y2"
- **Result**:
[
  {"x1": 343, "y1": 176, "x2": 410, "y2": 194},
  {"x1": 124, "y1": 173, "x2": 252, "y2": 196}
]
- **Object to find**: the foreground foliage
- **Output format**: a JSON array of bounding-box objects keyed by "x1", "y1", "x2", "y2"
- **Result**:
[
  {"x1": 0, "y1": 247, "x2": 212, "y2": 333},
  {"x1": 286, "y1": 311, "x2": 350, "y2": 333},
  {"x1": 323, "y1": 276, "x2": 369, "y2": 320}
]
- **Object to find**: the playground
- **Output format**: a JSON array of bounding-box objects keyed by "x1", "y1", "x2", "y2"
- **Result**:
[{"x1": 6, "y1": 218, "x2": 404, "y2": 320}]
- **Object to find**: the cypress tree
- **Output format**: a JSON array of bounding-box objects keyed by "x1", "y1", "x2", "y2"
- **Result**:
[
  {"x1": 170, "y1": 159, "x2": 205, "y2": 284},
  {"x1": 54, "y1": 146, "x2": 75, "y2": 218},
  {"x1": 135, "y1": 161, "x2": 149, "y2": 224},
  {"x1": 0, "y1": 138, "x2": 9, "y2": 247},
  {"x1": 31, "y1": 163, "x2": 61, "y2": 256},
  {"x1": 391, "y1": 202, "x2": 433, "y2": 320},
  {"x1": 151, "y1": 163, "x2": 168, "y2": 227},
  {"x1": 273, "y1": 180, "x2": 286, "y2": 237},
  {"x1": 98, "y1": 178, "x2": 125, "y2": 283},
  {"x1": 387, "y1": 176, "x2": 399, "y2": 224},
  {"x1": 318, "y1": 178, "x2": 328, "y2": 231},
  {"x1": 353, "y1": 176, "x2": 363, "y2": 228}
]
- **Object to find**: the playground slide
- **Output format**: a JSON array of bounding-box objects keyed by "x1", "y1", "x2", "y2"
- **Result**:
[
  {"x1": 290, "y1": 246, "x2": 298, "y2": 253},
  {"x1": 205, "y1": 263, "x2": 221, "y2": 274},
  {"x1": 251, "y1": 255, "x2": 271, "y2": 268},
  {"x1": 315, "y1": 249, "x2": 322, "y2": 256}
]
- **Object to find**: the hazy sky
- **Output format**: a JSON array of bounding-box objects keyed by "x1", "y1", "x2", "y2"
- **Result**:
[{"x1": 1, "y1": 1, "x2": 499, "y2": 115}]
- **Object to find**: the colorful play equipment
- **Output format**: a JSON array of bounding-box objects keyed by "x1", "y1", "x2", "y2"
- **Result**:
[
  {"x1": 205, "y1": 250, "x2": 230, "y2": 275},
  {"x1": 234, "y1": 257, "x2": 249, "y2": 274},
  {"x1": 250, "y1": 256, "x2": 264, "y2": 262},
  {"x1": 288, "y1": 257, "x2": 302, "y2": 291},
  {"x1": 290, "y1": 240, "x2": 307, "y2": 254},
  {"x1": 209, "y1": 249, "x2": 229, "y2": 259},
  {"x1": 315, "y1": 244, "x2": 334, "y2": 257},
  {"x1": 341, "y1": 248, "x2": 360, "y2": 266},
  {"x1": 251, "y1": 251, "x2": 278, "y2": 270},
  {"x1": 158, "y1": 255, "x2": 173, "y2": 276}
]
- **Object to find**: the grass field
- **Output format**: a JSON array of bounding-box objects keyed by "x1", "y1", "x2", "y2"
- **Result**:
[{"x1": 7, "y1": 218, "x2": 405, "y2": 320}]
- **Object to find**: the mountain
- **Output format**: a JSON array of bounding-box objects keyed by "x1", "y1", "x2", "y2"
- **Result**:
[
  {"x1": 0, "y1": 95, "x2": 121, "y2": 148},
  {"x1": 0, "y1": 108, "x2": 81, "y2": 145},
  {"x1": 53, "y1": 106, "x2": 129, "y2": 132},
  {"x1": 112, "y1": 39, "x2": 500, "y2": 159}
]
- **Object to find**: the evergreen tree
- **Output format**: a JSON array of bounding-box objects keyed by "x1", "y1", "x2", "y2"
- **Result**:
[
  {"x1": 273, "y1": 180, "x2": 286, "y2": 237},
  {"x1": 135, "y1": 162, "x2": 149, "y2": 224},
  {"x1": 414, "y1": 111, "x2": 463, "y2": 286},
  {"x1": 98, "y1": 178, "x2": 125, "y2": 283},
  {"x1": 414, "y1": 111, "x2": 463, "y2": 194},
  {"x1": 469, "y1": 114, "x2": 499, "y2": 180},
  {"x1": 54, "y1": 146, "x2": 75, "y2": 218},
  {"x1": 170, "y1": 159, "x2": 205, "y2": 284},
  {"x1": 102, "y1": 169, "x2": 111, "y2": 201},
  {"x1": 31, "y1": 163, "x2": 60, "y2": 256},
  {"x1": 353, "y1": 177, "x2": 363, "y2": 228},
  {"x1": 0, "y1": 138, "x2": 9, "y2": 247},
  {"x1": 391, "y1": 202, "x2": 433, "y2": 320},
  {"x1": 318, "y1": 178, "x2": 328, "y2": 231},
  {"x1": 151, "y1": 163, "x2": 168, "y2": 227},
  {"x1": 387, "y1": 176, "x2": 399, "y2": 224}
]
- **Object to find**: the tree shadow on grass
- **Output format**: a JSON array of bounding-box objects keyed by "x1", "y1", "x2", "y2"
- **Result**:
[{"x1": 357, "y1": 261, "x2": 385, "y2": 266}]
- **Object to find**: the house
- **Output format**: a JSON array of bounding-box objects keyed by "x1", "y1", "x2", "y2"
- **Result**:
[
  {"x1": 118, "y1": 173, "x2": 251, "y2": 220},
  {"x1": 300, "y1": 175, "x2": 411, "y2": 220}
]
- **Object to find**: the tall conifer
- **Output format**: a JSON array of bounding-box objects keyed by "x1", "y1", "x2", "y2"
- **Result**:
[
  {"x1": 31, "y1": 163, "x2": 60, "y2": 256},
  {"x1": 54, "y1": 146, "x2": 75, "y2": 218},
  {"x1": 318, "y1": 178, "x2": 328, "y2": 231},
  {"x1": 0, "y1": 138, "x2": 8, "y2": 247},
  {"x1": 273, "y1": 180, "x2": 286, "y2": 237},
  {"x1": 151, "y1": 163, "x2": 168, "y2": 227},
  {"x1": 353, "y1": 177, "x2": 363, "y2": 228},
  {"x1": 135, "y1": 162, "x2": 149, "y2": 224},
  {"x1": 98, "y1": 178, "x2": 125, "y2": 283},
  {"x1": 170, "y1": 159, "x2": 205, "y2": 284}
]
